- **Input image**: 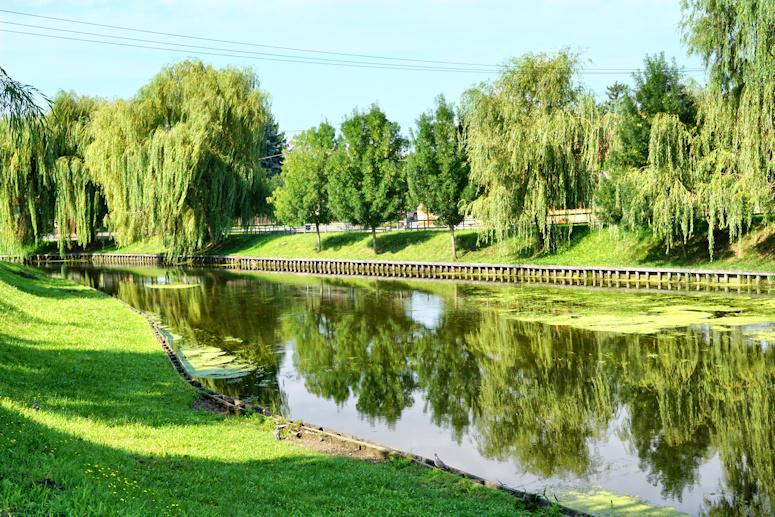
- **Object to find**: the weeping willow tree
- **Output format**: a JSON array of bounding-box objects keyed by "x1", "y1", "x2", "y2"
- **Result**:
[
  {"x1": 0, "y1": 67, "x2": 51, "y2": 252},
  {"x1": 86, "y1": 60, "x2": 269, "y2": 254},
  {"x1": 1, "y1": 66, "x2": 46, "y2": 137},
  {"x1": 49, "y1": 91, "x2": 105, "y2": 253},
  {"x1": 0, "y1": 121, "x2": 53, "y2": 252},
  {"x1": 462, "y1": 50, "x2": 604, "y2": 252},
  {"x1": 681, "y1": 0, "x2": 775, "y2": 257},
  {"x1": 622, "y1": 113, "x2": 698, "y2": 259}
]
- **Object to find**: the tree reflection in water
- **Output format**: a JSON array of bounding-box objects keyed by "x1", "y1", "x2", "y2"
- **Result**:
[{"x1": 43, "y1": 265, "x2": 775, "y2": 516}]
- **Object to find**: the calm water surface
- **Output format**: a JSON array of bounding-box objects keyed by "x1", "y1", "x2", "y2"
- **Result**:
[{"x1": 41, "y1": 265, "x2": 775, "y2": 516}]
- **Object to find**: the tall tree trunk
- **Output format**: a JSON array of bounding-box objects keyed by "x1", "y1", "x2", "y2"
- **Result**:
[
  {"x1": 315, "y1": 222, "x2": 321, "y2": 253},
  {"x1": 449, "y1": 224, "x2": 457, "y2": 260},
  {"x1": 371, "y1": 226, "x2": 378, "y2": 254}
]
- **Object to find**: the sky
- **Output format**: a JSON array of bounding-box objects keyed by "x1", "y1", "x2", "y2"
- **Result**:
[{"x1": 0, "y1": 0, "x2": 706, "y2": 139}]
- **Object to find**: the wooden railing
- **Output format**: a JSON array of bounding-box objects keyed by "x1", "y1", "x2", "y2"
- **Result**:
[{"x1": 5, "y1": 253, "x2": 774, "y2": 293}]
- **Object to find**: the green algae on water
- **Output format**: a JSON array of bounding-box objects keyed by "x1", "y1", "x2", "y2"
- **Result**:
[
  {"x1": 482, "y1": 285, "x2": 775, "y2": 335},
  {"x1": 552, "y1": 485, "x2": 690, "y2": 517}
]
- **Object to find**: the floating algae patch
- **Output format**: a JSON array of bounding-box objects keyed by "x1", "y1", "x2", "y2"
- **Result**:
[
  {"x1": 176, "y1": 345, "x2": 255, "y2": 379},
  {"x1": 552, "y1": 486, "x2": 690, "y2": 517},
  {"x1": 483, "y1": 285, "x2": 775, "y2": 335},
  {"x1": 145, "y1": 283, "x2": 200, "y2": 289}
]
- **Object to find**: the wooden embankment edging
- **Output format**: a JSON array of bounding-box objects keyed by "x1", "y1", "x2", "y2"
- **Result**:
[{"x1": 5, "y1": 253, "x2": 775, "y2": 292}]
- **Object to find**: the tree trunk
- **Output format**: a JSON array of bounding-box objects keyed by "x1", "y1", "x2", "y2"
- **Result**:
[
  {"x1": 449, "y1": 225, "x2": 457, "y2": 260},
  {"x1": 315, "y1": 222, "x2": 321, "y2": 253},
  {"x1": 534, "y1": 214, "x2": 544, "y2": 251},
  {"x1": 371, "y1": 226, "x2": 378, "y2": 254}
]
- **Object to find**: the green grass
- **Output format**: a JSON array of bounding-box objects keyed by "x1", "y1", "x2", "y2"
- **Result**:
[
  {"x1": 0, "y1": 261, "x2": 559, "y2": 517},
  {"x1": 202, "y1": 223, "x2": 775, "y2": 271},
  {"x1": 14, "y1": 220, "x2": 775, "y2": 271}
]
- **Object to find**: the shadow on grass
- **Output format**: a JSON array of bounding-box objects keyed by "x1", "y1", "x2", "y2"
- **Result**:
[
  {"x1": 754, "y1": 230, "x2": 775, "y2": 259},
  {"x1": 0, "y1": 262, "x2": 109, "y2": 301},
  {"x1": 375, "y1": 231, "x2": 435, "y2": 255},
  {"x1": 640, "y1": 223, "x2": 731, "y2": 266},
  {"x1": 203, "y1": 233, "x2": 293, "y2": 255},
  {"x1": 321, "y1": 231, "x2": 371, "y2": 251},
  {"x1": 1, "y1": 404, "x2": 490, "y2": 517}
]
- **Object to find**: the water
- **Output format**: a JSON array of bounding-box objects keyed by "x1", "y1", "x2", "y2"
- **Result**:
[{"x1": 40, "y1": 264, "x2": 775, "y2": 516}]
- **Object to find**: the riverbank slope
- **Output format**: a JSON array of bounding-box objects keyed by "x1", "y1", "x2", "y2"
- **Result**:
[
  {"x1": 0, "y1": 261, "x2": 556, "y2": 516},
  {"x1": 25, "y1": 222, "x2": 775, "y2": 271}
]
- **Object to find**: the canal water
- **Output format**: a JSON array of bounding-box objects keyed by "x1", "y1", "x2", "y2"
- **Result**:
[{"x1": 40, "y1": 264, "x2": 775, "y2": 516}]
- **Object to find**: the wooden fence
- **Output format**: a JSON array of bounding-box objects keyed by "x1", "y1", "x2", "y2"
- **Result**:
[{"x1": 4, "y1": 253, "x2": 775, "y2": 293}]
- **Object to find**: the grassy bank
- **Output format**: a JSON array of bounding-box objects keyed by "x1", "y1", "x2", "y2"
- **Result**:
[
  {"x1": 205, "y1": 225, "x2": 775, "y2": 270},
  {"x1": 0, "y1": 261, "x2": 558, "y2": 516},
  {"x1": 14, "y1": 221, "x2": 775, "y2": 271}
]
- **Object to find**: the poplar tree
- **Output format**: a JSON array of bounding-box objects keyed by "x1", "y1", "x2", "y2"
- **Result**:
[
  {"x1": 270, "y1": 122, "x2": 336, "y2": 252},
  {"x1": 681, "y1": 0, "x2": 775, "y2": 256},
  {"x1": 86, "y1": 60, "x2": 269, "y2": 254},
  {"x1": 406, "y1": 95, "x2": 470, "y2": 259},
  {"x1": 463, "y1": 50, "x2": 603, "y2": 252},
  {"x1": 329, "y1": 104, "x2": 407, "y2": 254}
]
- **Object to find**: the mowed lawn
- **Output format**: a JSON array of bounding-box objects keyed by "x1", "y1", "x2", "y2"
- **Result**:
[
  {"x1": 0, "y1": 261, "x2": 555, "y2": 517},
  {"x1": 51, "y1": 220, "x2": 775, "y2": 272}
]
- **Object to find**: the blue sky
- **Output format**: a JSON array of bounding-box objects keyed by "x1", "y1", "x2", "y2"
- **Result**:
[{"x1": 1, "y1": 0, "x2": 705, "y2": 138}]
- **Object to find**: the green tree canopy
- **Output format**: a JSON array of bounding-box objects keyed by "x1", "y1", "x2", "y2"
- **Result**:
[
  {"x1": 269, "y1": 121, "x2": 336, "y2": 252},
  {"x1": 681, "y1": 0, "x2": 775, "y2": 257},
  {"x1": 86, "y1": 59, "x2": 269, "y2": 254},
  {"x1": 49, "y1": 91, "x2": 105, "y2": 253},
  {"x1": 0, "y1": 115, "x2": 53, "y2": 251},
  {"x1": 262, "y1": 112, "x2": 286, "y2": 179},
  {"x1": 1, "y1": 66, "x2": 46, "y2": 136},
  {"x1": 329, "y1": 104, "x2": 407, "y2": 254},
  {"x1": 463, "y1": 50, "x2": 603, "y2": 251},
  {"x1": 406, "y1": 95, "x2": 471, "y2": 259},
  {"x1": 610, "y1": 53, "x2": 698, "y2": 171},
  {"x1": 0, "y1": 67, "x2": 51, "y2": 252}
]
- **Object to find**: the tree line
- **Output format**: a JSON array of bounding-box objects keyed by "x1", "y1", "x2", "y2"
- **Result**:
[{"x1": 2, "y1": 1, "x2": 774, "y2": 260}]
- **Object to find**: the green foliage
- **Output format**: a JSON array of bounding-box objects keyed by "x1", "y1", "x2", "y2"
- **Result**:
[
  {"x1": 678, "y1": 1, "x2": 775, "y2": 258},
  {"x1": 0, "y1": 66, "x2": 46, "y2": 137},
  {"x1": 609, "y1": 53, "x2": 698, "y2": 171},
  {"x1": 623, "y1": 113, "x2": 697, "y2": 254},
  {"x1": 0, "y1": 118, "x2": 53, "y2": 252},
  {"x1": 49, "y1": 91, "x2": 105, "y2": 254},
  {"x1": 269, "y1": 121, "x2": 336, "y2": 252},
  {"x1": 602, "y1": 81, "x2": 628, "y2": 113},
  {"x1": 463, "y1": 50, "x2": 603, "y2": 252},
  {"x1": 86, "y1": 60, "x2": 270, "y2": 255},
  {"x1": 406, "y1": 95, "x2": 471, "y2": 258},
  {"x1": 261, "y1": 112, "x2": 286, "y2": 178},
  {"x1": 329, "y1": 104, "x2": 407, "y2": 253}
]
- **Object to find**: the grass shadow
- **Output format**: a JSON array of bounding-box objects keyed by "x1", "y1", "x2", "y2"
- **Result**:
[
  {"x1": 639, "y1": 223, "x2": 733, "y2": 266},
  {"x1": 0, "y1": 403, "x2": 524, "y2": 516},
  {"x1": 753, "y1": 229, "x2": 775, "y2": 259},
  {"x1": 375, "y1": 231, "x2": 435, "y2": 255},
  {"x1": 202, "y1": 233, "x2": 293, "y2": 255},
  {"x1": 321, "y1": 231, "x2": 371, "y2": 251},
  {"x1": 1, "y1": 262, "x2": 109, "y2": 300}
]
